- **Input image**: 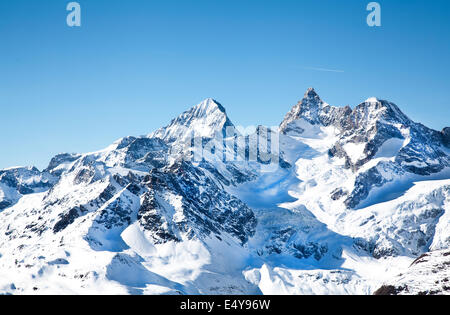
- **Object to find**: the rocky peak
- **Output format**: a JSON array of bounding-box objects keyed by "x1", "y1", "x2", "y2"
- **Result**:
[
  {"x1": 151, "y1": 98, "x2": 234, "y2": 144},
  {"x1": 354, "y1": 98, "x2": 412, "y2": 126},
  {"x1": 192, "y1": 98, "x2": 227, "y2": 117},
  {"x1": 304, "y1": 87, "x2": 319, "y2": 99},
  {"x1": 45, "y1": 153, "x2": 82, "y2": 176},
  {"x1": 280, "y1": 88, "x2": 326, "y2": 133},
  {"x1": 280, "y1": 88, "x2": 414, "y2": 137}
]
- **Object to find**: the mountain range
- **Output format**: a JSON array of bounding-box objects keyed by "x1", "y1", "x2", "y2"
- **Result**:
[{"x1": 0, "y1": 88, "x2": 449, "y2": 295}]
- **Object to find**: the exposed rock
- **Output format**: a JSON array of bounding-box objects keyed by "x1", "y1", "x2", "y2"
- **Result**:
[
  {"x1": 442, "y1": 127, "x2": 450, "y2": 147},
  {"x1": 374, "y1": 250, "x2": 450, "y2": 295}
]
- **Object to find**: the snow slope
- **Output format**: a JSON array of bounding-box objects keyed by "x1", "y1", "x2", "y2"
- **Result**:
[{"x1": 374, "y1": 249, "x2": 450, "y2": 295}]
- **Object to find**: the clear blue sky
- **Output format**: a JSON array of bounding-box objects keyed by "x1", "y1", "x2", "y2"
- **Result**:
[{"x1": 1, "y1": 0, "x2": 449, "y2": 170}]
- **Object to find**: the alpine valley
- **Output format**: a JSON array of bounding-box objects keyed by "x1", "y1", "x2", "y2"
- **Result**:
[{"x1": 1, "y1": 88, "x2": 449, "y2": 295}]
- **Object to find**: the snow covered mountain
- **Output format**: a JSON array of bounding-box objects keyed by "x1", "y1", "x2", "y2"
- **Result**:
[
  {"x1": 374, "y1": 249, "x2": 450, "y2": 295},
  {"x1": 0, "y1": 88, "x2": 449, "y2": 295},
  {"x1": 0, "y1": 167, "x2": 57, "y2": 211}
]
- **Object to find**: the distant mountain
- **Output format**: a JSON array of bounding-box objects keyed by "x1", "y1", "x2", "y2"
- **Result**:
[
  {"x1": 0, "y1": 89, "x2": 448, "y2": 295},
  {"x1": 281, "y1": 88, "x2": 450, "y2": 208}
]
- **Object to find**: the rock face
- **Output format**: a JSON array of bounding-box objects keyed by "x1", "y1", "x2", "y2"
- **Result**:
[
  {"x1": 374, "y1": 250, "x2": 450, "y2": 295},
  {"x1": 137, "y1": 162, "x2": 256, "y2": 245},
  {"x1": 0, "y1": 166, "x2": 57, "y2": 211},
  {"x1": 0, "y1": 90, "x2": 449, "y2": 295},
  {"x1": 280, "y1": 88, "x2": 330, "y2": 129},
  {"x1": 442, "y1": 127, "x2": 450, "y2": 147}
]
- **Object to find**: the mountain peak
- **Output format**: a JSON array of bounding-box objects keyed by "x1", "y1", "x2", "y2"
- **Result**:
[
  {"x1": 304, "y1": 87, "x2": 319, "y2": 99},
  {"x1": 364, "y1": 97, "x2": 379, "y2": 103},
  {"x1": 193, "y1": 98, "x2": 227, "y2": 117},
  {"x1": 356, "y1": 97, "x2": 412, "y2": 125},
  {"x1": 279, "y1": 88, "x2": 325, "y2": 132},
  {"x1": 301, "y1": 87, "x2": 323, "y2": 106},
  {"x1": 150, "y1": 99, "x2": 234, "y2": 143},
  {"x1": 280, "y1": 89, "x2": 416, "y2": 136}
]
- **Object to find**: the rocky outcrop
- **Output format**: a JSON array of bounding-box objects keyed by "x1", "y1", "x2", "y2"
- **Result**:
[
  {"x1": 442, "y1": 127, "x2": 450, "y2": 147},
  {"x1": 138, "y1": 161, "x2": 257, "y2": 244},
  {"x1": 374, "y1": 250, "x2": 450, "y2": 295},
  {"x1": 0, "y1": 166, "x2": 57, "y2": 211}
]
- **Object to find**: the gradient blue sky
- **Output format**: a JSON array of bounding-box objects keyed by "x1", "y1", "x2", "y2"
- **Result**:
[{"x1": 1, "y1": 0, "x2": 449, "y2": 170}]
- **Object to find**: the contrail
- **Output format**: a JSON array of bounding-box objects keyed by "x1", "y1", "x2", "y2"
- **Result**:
[{"x1": 303, "y1": 66, "x2": 345, "y2": 73}]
